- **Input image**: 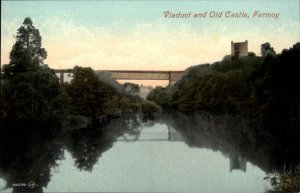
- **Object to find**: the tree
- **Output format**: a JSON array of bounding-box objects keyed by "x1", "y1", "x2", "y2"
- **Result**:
[
  {"x1": 64, "y1": 66, "x2": 117, "y2": 117},
  {"x1": 1, "y1": 17, "x2": 66, "y2": 133},
  {"x1": 261, "y1": 42, "x2": 276, "y2": 57},
  {"x1": 124, "y1": 82, "x2": 140, "y2": 95},
  {"x1": 9, "y1": 17, "x2": 47, "y2": 67},
  {"x1": 147, "y1": 86, "x2": 170, "y2": 107},
  {"x1": 248, "y1": 52, "x2": 256, "y2": 57}
]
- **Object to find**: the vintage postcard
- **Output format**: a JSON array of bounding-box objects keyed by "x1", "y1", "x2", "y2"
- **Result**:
[{"x1": 1, "y1": 0, "x2": 299, "y2": 193}]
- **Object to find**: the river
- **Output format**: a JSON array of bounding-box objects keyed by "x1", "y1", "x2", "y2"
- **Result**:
[{"x1": 1, "y1": 111, "x2": 299, "y2": 193}]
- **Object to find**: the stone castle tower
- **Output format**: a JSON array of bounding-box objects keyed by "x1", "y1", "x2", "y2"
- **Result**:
[{"x1": 231, "y1": 40, "x2": 248, "y2": 57}]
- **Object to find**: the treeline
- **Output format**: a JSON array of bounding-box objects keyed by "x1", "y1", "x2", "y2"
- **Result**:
[
  {"x1": 148, "y1": 43, "x2": 300, "y2": 126},
  {"x1": 63, "y1": 66, "x2": 160, "y2": 119}
]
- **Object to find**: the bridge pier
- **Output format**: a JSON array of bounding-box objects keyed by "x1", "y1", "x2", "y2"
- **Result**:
[{"x1": 59, "y1": 72, "x2": 64, "y2": 84}]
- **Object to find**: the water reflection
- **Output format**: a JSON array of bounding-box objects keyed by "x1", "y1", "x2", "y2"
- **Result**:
[
  {"x1": 230, "y1": 154, "x2": 247, "y2": 172},
  {"x1": 158, "y1": 111, "x2": 300, "y2": 173},
  {"x1": 0, "y1": 118, "x2": 65, "y2": 193},
  {"x1": 65, "y1": 115, "x2": 143, "y2": 171},
  {"x1": 0, "y1": 111, "x2": 299, "y2": 192},
  {"x1": 0, "y1": 113, "x2": 145, "y2": 193},
  {"x1": 45, "y1": 141, "x2": 265, "y2": 193}
]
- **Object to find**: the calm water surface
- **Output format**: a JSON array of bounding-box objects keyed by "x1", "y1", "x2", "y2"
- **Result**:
[
  {"x1": 2, "y1": 112, "x2": 298, "y2": 193},
  {"x1": 1, "y1": 123, "x2": 268, "y2": 193}
]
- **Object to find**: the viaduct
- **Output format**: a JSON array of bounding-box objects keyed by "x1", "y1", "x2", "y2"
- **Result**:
[
  {"x1": 117, "y1": 125, "x2": 184, "y2": 142},
  {"x1": 54, "y1": 69, "x2": 185, "y2": 85}
]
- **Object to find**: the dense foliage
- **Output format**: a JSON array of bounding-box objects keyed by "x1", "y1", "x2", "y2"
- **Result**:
[
  {"x1": 64, "y1": 66, "x2": 160, "y2": 118},
  {"x1": 1, "y1": 17, "x2": 66, "y2": 133},
  {"x1": 124, "y1": 82, "x2": 140, "y2": 95},
  {"x1": 148, "y1": 43, "x2": 300, "y2": 125},
  {"x1": 264, "y1": 165, "x2": 300, "y2": 193},
  {"x1": 147, "y1": 86, "x2": 170, "y2": 107}
]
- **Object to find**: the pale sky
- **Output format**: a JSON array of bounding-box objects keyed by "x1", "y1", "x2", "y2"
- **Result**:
[{"x1": 1, "y1": 0, "x2": 299, "y2": 72}]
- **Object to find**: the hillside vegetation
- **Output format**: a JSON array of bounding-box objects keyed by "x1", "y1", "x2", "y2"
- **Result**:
[{"x1": 148, "y1": 43, "x2": 300, "y2": 126}]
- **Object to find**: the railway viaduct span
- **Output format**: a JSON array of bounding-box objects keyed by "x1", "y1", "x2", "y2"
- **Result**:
[{"x1": 54, "y1": 69, "x2": 185, "y2": 85}]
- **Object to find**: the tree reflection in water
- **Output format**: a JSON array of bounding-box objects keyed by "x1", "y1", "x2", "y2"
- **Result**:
[
  {"x1": 158, "y1": 111, "x2": 300, "y2": 174},
  {"x1": 0, "y1": 113, "x2": 145, "y2": 193},
  {"x1": 65, "y1": 114, "x2": 143, "y2": 171},
  {"x1": 0, "y1": 111, "x2": 299, "y2": 192}
]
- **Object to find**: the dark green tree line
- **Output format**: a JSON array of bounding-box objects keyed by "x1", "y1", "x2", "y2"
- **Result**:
[
  {"x1": 64, "y1": 66, "x2": 160, "y2": 119},
  {"x1": 148, "y1": 42, "x2": 300, "y2": 126}
]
